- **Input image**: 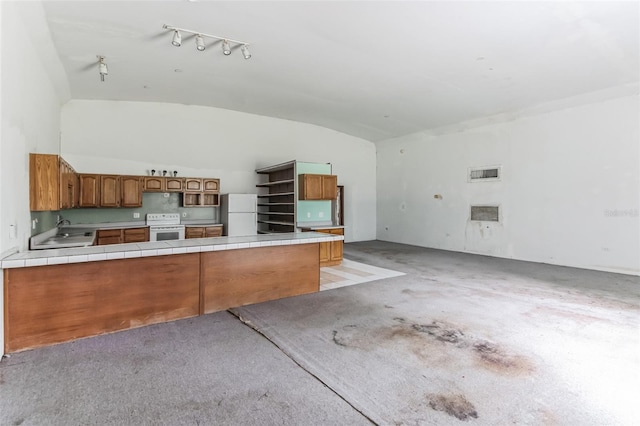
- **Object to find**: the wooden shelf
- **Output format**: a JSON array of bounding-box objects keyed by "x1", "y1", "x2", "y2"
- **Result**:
[
  {"x1": 256, "y1": 161, "x2": 297, "y2": 236},
  {"x1": 258, "y1": 219, "x2": 296, "y2": 226},
  {"x1": 258, "y1": 212, "x2": 294, "y2": 216},
  {"x1": 256, "y1": 179, "x2": 294, "y2": 187},
  {"x1": 257, "y1": 192, "x2": 294, "y2": 197}
]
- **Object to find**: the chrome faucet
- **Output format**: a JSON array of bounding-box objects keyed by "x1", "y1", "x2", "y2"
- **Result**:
[{"x1": 56, "y1": 218, "x2": 71, "y2": 228}]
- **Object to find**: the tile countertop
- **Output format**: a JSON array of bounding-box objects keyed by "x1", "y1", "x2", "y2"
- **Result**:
[{"x1": 1, "y1": 232, "x2": 343, "y2": 269}]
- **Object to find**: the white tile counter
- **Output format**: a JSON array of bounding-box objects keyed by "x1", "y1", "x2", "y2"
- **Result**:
[{"x1": 1, "y1": 232, "x2": 343, "y2": 269}]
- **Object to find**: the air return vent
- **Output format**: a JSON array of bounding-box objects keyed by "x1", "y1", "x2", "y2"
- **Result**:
[
  {"x1": 468, "y1": 166, "x2": 501, "y2": 182},
  {"x1": 470, "y1": 205, "x2": 499, "y2": 222}
]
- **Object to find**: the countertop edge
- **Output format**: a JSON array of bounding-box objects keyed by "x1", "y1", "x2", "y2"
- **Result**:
[{"x1": 1, "y1": 232, "x2": 342, "y2": 269}]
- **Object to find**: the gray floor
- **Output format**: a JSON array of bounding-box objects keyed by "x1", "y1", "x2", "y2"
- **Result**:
[{"x1": 1, "y1": 240, "x2": 639, "y2": 425}]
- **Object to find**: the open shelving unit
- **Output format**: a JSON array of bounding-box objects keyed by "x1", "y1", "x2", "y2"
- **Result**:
[{"x1": 255, "y1": 161, "x2": 297, "y2": 234}]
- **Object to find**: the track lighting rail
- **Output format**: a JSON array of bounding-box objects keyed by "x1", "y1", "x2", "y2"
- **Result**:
[{"x1": 162, "y1": 24, "x2": 249, "y2": 47}]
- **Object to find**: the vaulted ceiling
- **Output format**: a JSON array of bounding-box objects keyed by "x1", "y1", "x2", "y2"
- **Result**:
[{"x1": 40, "y1": 1, "x2": 639, "y2": 142}]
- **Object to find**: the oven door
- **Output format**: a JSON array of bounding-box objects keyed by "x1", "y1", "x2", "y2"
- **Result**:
[{"x1": 149, "y1": 226, "x2": 185, "y2": 241}]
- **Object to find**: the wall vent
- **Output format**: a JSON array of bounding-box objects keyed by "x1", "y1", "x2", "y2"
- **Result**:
[
  {"x1": 468, "y1": 166, "x2": 501, "y2": 182},
  {"x1": 470, "y1": 205, "x2": 499, "y2": 222}
]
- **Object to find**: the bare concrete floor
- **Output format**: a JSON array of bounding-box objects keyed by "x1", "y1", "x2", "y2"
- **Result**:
[
  {"x1": 339, "y1": 241, "x2": 640, "y2": 424},
  {"x1": 1, "y1": 240, "x2": 639, "y2": 425}
]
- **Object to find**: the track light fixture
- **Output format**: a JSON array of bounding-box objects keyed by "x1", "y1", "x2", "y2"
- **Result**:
[
  {"x1": 162, "y1": 24, "x2": 251, "y2": 59},
  {"x1": 97, "y1": 56, "x2": 108, "y2": 82},
  {"x1": 195, "y1": 35, "x2": 205, "y2": 51},
  {"x1": 171, "y1": 30, "x2": 181, "y2": 47},
  {"x1": 241, "y1": 44, "x2": 251, "y2": 60}
]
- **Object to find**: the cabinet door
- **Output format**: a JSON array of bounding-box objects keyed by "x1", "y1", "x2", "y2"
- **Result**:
[
  {"x1": 204, "y1": 226, "x2": 222, "y2": 238},
  {"x1": 143, "y1": 177, "x2": 165, "y2": 192},
  {"x1": 29, "y1": 154, "x2": 60, "y2": 211},
  {"x1": 319, "y1": 241, "x2": 331, "y2": 263},
  {"x1": 182, "y1": 193, "x2": 202, "y2": 207},
  {"x1": 59, "y1": 160, "x2": 73, "y2": 210},
  {"x1": 185, "y1": 178, "x2": 203, "y2": 191},
  {"x1": 330, "y1": 239, "x2": 343, "y2": 261},
  {"x1": 100, "y1": 175, "x2": 120, "y2": 207},
  {"x1": 97, "y1": 229, "x2": 122, "y2": 245},
  {"x1": 185, "y1": 227, "x2": 204, "y2": 239},
  {"x1": 165, "y1": 177, "x2": 184, "y2": 192},
  {"x1": 299, "y1": 174, "x2": 323, "y2": 200},
  {"x1": 121, "y1": 176, "x2": 143, "y2": 208},
  {"x1": 123, "y1": 227, "x2": 148, "y2": 243},
  {"x1": 203, "y1": 178, "x2": 219, "y2": 192},
  {"x1": 322, "y1": 175, "x2": 338, "y2": 200},
  {"x1": 78, "y1": 174, "x2": 100, "y2": 207}
]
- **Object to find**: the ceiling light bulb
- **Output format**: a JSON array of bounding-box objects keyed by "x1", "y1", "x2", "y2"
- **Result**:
[
  {"x1": 222, "y1": 40, "x2": 231, "y2": 55},
  {"x1": 241, "y1": 44, "x2": 251, "y2": 59},
  {"x1": 172, "y1": 30, "x2": 182, "y2": 47},
  {"x1": 195, "y1": 35, "x2": 205, "y2": 51}
]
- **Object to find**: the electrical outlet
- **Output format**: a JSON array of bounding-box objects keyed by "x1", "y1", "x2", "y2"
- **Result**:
[
  {"x1": 182, "y1": 212, "x2": 187, "y2": 218},
  {"x1": 163, "y1": 193, "x2": 170, "y2": 198},
  {"x1": 318, "y1": 212, "x2": 324, "y2": 218},
  {"x1": 307, "y1": 212, "x2": 311, "y2": 218},
  {"x1": 9, "y1": 224, "x2": 16, "y2": 239},
  {"x1": 133, "y1": 212, "x2": 140, "y2": 219},
  {"x1": 32, "y1": 220, "x2": 37, "y2": 229}
]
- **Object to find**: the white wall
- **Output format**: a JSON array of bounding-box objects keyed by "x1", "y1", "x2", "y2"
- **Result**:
[
  {"x1": 61, "y1": 100, "x2": 377, "y2": 242},
  {"x1": 377, "y1": 93, "x2": 640, "y2": 275},
  {"x1": 0, "y1": 2, "x2": 69, "y2": 356}
]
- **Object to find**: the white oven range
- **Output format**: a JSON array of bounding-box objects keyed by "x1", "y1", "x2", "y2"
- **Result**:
[{"x1": 146, "y1": 213, "x2": 185, "y2": 241}]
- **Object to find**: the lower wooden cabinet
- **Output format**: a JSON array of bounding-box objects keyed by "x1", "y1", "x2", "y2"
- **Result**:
[
  {"x1": 185, "y1": 225, "x2": 223, "y2": 239},
  {"x1": 123, "y1": 227, "x2": 149, "y2": 243},
  {"x1": 300, "y1": 227, "x2": 344, "y2": 266},
  {"x1": 97, "y1": 227, "x2": 149, "y2": 245}
]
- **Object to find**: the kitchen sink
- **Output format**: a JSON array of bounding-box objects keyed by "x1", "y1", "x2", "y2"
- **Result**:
[{"x1": 31, "y1": 228, "x2": 97, "y2": 249}]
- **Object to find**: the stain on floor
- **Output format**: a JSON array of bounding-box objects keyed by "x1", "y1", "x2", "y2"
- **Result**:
[
  {"x1": 426, "y1": 393, "x2": 478, "y2": 421},
  {"x1": 332, "y1": 317, "x2": 534, "y2": 376},
  {"x1": 473, "y1": 341, "x2": 534, "y2": 376}
]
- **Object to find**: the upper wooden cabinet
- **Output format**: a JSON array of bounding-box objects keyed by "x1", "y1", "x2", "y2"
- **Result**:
[
  {"x1": 29, "y1": 153, "x2": 220, "y2": 211},
  {"x1": 144, "y1": 176, "x2": 185, "y2": 193},
  {"x1": 203, "y1": 178, "x2": 219, "y2": 192},
  {"x1": 78, "y1": 174, "x2": 100, "y2": 208},
  {"x1": 166, "y1": 177, "x2": 184, "y2": 192},
  {"x1": 182, "y1": 178, "x2": 220, "y2": 207},
  {"x1": 185, "y1": 178, "x2": 203, "y2": 192},
  {"x1": 59, "y1": 158, "x2": 78, "y2": 210},
  {"x1": 29, "y1": 154, "x2": 60, "y2": 211},
  {"x1": 99, "y1": 175, "x2": 121, "y2": 208},
  {"x1": 121, "y1": 176, "x2": 143, "y2": 208},
  {"x1": 143, "y1": 176, "x2": 164, "y2": 192},
  {"x1": 299, "y1": 174, "x2": 337, "y2": 200}
]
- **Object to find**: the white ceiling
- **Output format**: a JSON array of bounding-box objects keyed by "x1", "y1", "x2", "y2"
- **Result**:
[{"x1": 40, "y1": 1, "x2": 639, "y2": 142}]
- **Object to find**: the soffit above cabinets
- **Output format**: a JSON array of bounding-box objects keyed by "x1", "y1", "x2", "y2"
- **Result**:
[{"x1": 36, "y1": 1, "x2": 640, "y2": 142}]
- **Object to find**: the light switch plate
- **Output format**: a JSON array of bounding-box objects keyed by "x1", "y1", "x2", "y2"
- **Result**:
[{"x1": 133, "y1": 212, "x2": 140, "y2": 218}]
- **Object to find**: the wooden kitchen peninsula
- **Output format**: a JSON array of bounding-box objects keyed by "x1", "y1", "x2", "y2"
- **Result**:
[{"x1": 1, "y1": 232, "x2": 342, "y2": 353}]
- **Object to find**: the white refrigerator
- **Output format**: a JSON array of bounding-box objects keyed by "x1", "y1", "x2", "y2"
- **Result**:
[{"x1": 220, "y1": 194, "x2": 258, "y2": 236}]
